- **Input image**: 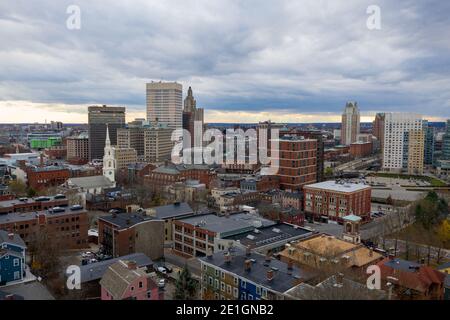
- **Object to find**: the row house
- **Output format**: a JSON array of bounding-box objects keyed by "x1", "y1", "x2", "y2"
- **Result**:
[
  {"x1": 0, "y1": 194, "x2": 68, "y2": 214},
  {"x1": 200, "y1": 247, "x2": 317, "y2": 300}
]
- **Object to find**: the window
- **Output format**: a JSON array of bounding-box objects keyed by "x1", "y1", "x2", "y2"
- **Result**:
[
  {"x1": 214, "y1": 279, "x2": 219, "y2": 289},
  {"x1": 256, "y1": 286, "x2": 261, "y2": 295},
  {"x1": 139, "y1": 281, "x2": 143, "y2": 288},
  {"x1": 147, "y1": 291, "x2": 152, "y2": 299},
  {"x1": 233, "y1": 288, "x2": 238, "y2": 298},
  {"x1": 241, "y1": 281, "x2": 246, "y2": 289},
  {"x1": 14, "y1": 271, "x2": 20, "y2": 280},
  {"x1": 13, "y1": 258, "x2": 20, "y2": 267},
  {"x1": 221, "y1": 282, "x2": 225, "y2": 292}
]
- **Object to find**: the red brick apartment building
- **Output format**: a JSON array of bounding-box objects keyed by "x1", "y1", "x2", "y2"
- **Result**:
[
  {"x1": 0, "y1": 195, "x2": 68, "y2": 214},
  {"x1": 272, "y1": 136, "x2": 317, "y2": 192},
  {"x1": 304, "y1": 181, "x2": 371, "y2": 224},
  {"x1": 349, "y1": 141, "x2": 373, "y2": 158},
  {"x1": 0, "y1": 205, "x2": 89, "y2": 248},
  {"x1": 98, "y1": 212, "x2": 164, "y2": 261},
  {"x1": 26, "y1": 166, "x2": 70, "y2": 190}
]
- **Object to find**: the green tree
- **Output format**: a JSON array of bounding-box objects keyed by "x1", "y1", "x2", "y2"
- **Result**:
[
  {"x1": 27, "y1": 187, "x2": 37, "y2": 197},
  {"x1": 8, "y1": 180, "x2": 27, "y2": 196},
  {"x1": 174, "y1": 265, "x2": 198, "y2": 300}
]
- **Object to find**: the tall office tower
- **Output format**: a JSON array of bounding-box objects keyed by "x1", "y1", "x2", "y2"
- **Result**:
[
  {"x1": 274, "y1": 135, "x2": 317, "y2": 192},
  {"x1": 373, "y1": 113, "x2": 385, "y2": 150},
  {"x1": 146, "y1": 81, "x2": 183, "y2": 130},
  {"x1": 382, "y1": 113, "x2": 424, "y2": 174},
  {"x1": 88, "y1": 105, "x2": 125, "y2": 161},
  {"x1": 117, "y1": 120, "x2": 173, "y2": 163},
  {"x1": 341, "y1": 102, "x2": 360, "y2": 145},
  {"x1": 442, "y1": 120, "x2": 450, "y2": 160},
  {"x1": 182, "y1": 86, "x2": 204, "y2": 148},
  {"x1": 423, "y1": 121, "x2": 435, "y2": 166}
]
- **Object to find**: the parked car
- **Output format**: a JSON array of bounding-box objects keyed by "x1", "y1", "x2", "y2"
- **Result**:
[
  {"x1": 156, "y1": 266, "x2": 167, "y2": 274},
  {"x1": 158, "y1": 279, "x2": 165, "y2": 288}
]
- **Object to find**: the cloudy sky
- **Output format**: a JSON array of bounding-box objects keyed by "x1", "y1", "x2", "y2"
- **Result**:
[{"x1": 1, "y1": 0, "x2": 449, "y2": 123}]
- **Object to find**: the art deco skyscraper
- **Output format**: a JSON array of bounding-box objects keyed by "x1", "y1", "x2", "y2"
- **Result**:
[
  {"x1": 146, "y1": 81, "x2": 183, "y2": 130},
  {"x1": 341, "y1": 102, "x2": 360, "y2": 145},
  {"x1": 183, "y1": 86, "x2": 204, "y2": 148}
]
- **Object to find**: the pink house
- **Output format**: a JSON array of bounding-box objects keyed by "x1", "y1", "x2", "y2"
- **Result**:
[{"x1": 99, "y1": 260, "x2": 161, "y2": 300}]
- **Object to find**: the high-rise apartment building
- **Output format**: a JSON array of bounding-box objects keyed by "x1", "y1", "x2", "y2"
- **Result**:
[
  {"x1": 146, "y1": 82, "x2": 183, "y2": 130},
  {"x1": 442, "y1": 120, "x2": 450, "y2": 160},
  {"x1": 341, "y1": 102, "x2": 360, "y2": 145},
  {"x1": 273, "y1": 136, "x2": 317, "y2": 192},
  {"x1": 382, "y1": 113, "x2": 424, "y2": 174},
  {"x1": 66, "y1": 133, "x2": 89, "y2": 164},
  {"x1": 88, "y1": 105, "x2": 125, "y2": 161},
  {"x1": 423, "y1": 121, "x2": 435, "y2": 166}
]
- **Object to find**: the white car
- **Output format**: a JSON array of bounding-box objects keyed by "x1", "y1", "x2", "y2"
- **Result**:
[
  {"x1": 81, "y1": 251, "x2": 93, "y2": 258},
  {"x1": 157, "y1": 266, "x2": 167, "y2": 274},
  {"x1": 158, "y1": 279, "x2": 165, "y2": 288}
]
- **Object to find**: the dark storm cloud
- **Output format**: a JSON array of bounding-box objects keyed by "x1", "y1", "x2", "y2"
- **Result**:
[{"x1": 0, "y1": 0, "x2": 449, "y2": 120}]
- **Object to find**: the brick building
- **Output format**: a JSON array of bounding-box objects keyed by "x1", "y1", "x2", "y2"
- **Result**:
[
  {"x1": 67, "y1": 134, "x2": 89, "y2": 164},
  {"x1": 0, "y1": 205, "x2": 89, "y2": 248},
  {"x1": 98, "y1": 212, "x2": 164, "y2": 261},
  {"x1": 273, "y1": 136, "x2": 317, "y2": 192},
  {"x1": 0, "y1": 195, "x2": 68, "y2": 214},
  {"x1": 303, "y1": 181, "x2": 371, "y2": 224},
  {"x1": 26, "y1": 166, "x2": 70, "y2": 190},
  {"x1": 349, "y1": 141, "x2": 373, "y2": 158},
  {"x1": 144, "y1": 163, "x2": 215, "y2": 191}
]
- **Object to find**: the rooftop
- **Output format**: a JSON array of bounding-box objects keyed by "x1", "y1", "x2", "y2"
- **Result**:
[
  {"x1": 304, "y1": 180, "x2": 370, "y2": 193},
  {"x1": 0, "y1": 206, "x2": 87, "y2": 224},
  {"x1": 0, "y1": 230, "x2": 26, "y2": 248},
  {"x1": 223, "y1": 223, "x2": 313, "y2": 249},
  {"x1": 80, "y1": 253, "x2": 153, "y2": 283},
  {"x1": 68, "y1": 175, "x2": 114, "y2": 189},
  {"x1": 178, "y1": 212, "x2": 270, "y2": 236},
  {"x1": 99, "y1": 212, "x2": 151, "y2": 230},
  {"x1": 0, "y1": 195, "x2": 67, "y2": 209},
  {"x1": 148, "y1": 202, "x2": 194, "y2": 220},
  {"x1": 201, "y1": 247, "x2": 317, "y2": 293}
]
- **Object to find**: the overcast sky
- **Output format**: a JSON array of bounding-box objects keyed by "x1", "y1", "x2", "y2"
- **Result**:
[{"x1": 1, "y1": 0, "x2": 449, "y2": 123}]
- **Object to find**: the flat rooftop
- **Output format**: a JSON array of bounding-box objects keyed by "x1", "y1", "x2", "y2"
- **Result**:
[
  {"x1": 99, "y1": 212, "x2": 159, "y2": 230},
  {"x1": 0, "y1": 206, "x2": 86, "y2": 224},
  {"x1": 223, "y1": 223, "x2": 313, "y2": 248},
  {"x1": 304, "y1": 180, "x2": 370, "y2": 193},
  {"x1": 0, "y1": 195, "x2": 67, "y2": 209},
  {"x1": 149, "y1": 202, "x2": 194, "y2": 220},
  {"x1": 178, "y1": 213, "x2": 265, "y2": 236}
]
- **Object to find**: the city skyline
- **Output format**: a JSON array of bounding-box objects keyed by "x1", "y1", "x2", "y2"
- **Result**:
[{"x1": 1, "y1": 1, "x2": 450, "y2": 123}]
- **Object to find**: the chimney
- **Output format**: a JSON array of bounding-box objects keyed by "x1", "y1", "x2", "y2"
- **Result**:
[
  {"x1": 287, "y1": 259, "x2": 293, "y2": 272},
  {"x1": 127, "y1": 260, "x2": 137, "y2": 270},
  {"x1": 8, "y1": 233, "x2": 14, "y2": 240},
  {"x1": 244, "y1": 259, "x2": 252, "y2": 272},
  {"x1": 266, "y1": 269, "x2": 274, "y2": 282},
  {"x1": 224, "y1": 252, "x2": 232, "y2": 264},
  {"x1": 336, "y1": 272, "x2": 344, "y2": 286},
  {"x1": 369, "y1": 248, "x2": 373, "y2": 257},
  {"x1": 39, "y1": 153, "x2": 44, "y2": 167},
  {"x1": 126, "y1": 218, "x2": 131, "y2": 225}
]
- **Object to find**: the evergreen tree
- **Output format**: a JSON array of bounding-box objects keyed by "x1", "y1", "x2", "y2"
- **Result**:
[{"x1": 174, "y1": 265, "x2": 198, "y2": 300}]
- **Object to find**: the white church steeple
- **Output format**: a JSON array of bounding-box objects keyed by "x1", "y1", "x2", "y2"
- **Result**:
[{"x1": 102, "y1": 124, "x2": 116, "y2": 183}]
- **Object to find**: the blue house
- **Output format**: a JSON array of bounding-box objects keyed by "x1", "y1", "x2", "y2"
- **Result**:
[{"x1": 0, "y1": 231, "x2": 26, "y2": 285}]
